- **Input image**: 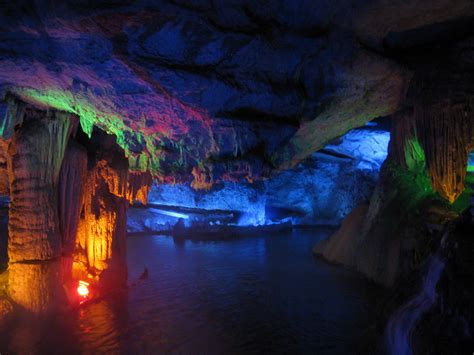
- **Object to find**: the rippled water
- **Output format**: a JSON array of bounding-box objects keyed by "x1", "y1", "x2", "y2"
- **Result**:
[{"x1": 1, "y1": 227, "x2": 381, "y2": 354}]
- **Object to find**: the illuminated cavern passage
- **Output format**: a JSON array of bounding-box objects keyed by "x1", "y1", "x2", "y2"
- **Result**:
[{"x1": 0, "y1": 1, "x2": 474, "y2": 354}]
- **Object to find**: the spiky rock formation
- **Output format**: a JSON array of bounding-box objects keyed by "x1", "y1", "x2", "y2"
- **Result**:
[
  {"x1": 74, "y1": 135, "x2": 130, "y2": 282},
  {"x1": 3, "y1": 1, "x2": 472, "y2": 185},
  {"x1": 127, "y1": 171, "x2": 153, "y2": 205},
  {"x1": 0, "y1": 98, "x2": 151, "y2": 313}
]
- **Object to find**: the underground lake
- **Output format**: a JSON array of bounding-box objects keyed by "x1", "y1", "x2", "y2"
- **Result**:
[{"x1": 1, "y1": 228, "x2": 386, "y2": 354}]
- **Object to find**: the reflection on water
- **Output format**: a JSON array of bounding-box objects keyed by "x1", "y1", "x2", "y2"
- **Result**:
[{"x1": 0, "y1": 227, "x2": 382, "y2": 354}]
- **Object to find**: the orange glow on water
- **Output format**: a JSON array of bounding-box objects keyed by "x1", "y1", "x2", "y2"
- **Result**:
[{"x1": 77, "y1": 280, "x2": 90, "y2": 297}]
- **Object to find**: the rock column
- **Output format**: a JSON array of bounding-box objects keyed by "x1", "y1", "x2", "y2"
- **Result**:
[
  {"x1": 5, "y1": 105, "x2": 75, "y2": 313},
  {"x1": 7, "y1": 108, "x2": 73, "y2": 262}
]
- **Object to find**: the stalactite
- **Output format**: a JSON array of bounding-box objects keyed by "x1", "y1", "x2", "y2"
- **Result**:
[
  {"x1": 127, "y1": 171, "x2": 152, "y2": 205},
  {"x1": 415, "y1": 103, "x2": 474, "y2": 202},
  {"x1": 191, "y1": 165, "x2": 213, "y2": 190},
  {"x1": 390, "y1": 101, "x2": 474, "y2": 203},
  {"x1": 389, "y1": 109, "x2": 426, "y2": 172},
  {"x1": 58, "y1": 140, "x2": 88, "y2": 255},
  {"x1": 7, "y1": 107, "x2": 75, "y2": 262},
  {"x1": 74, "y1": 143, "x2": 129, "y2": 284}
]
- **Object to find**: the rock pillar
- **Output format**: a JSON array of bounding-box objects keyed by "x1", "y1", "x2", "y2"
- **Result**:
[
  {"x1": 7, "y1": 107, "x2": 74, "y2": 262},
  {"x1": 5, "y1": 104, "x2": 76, "y2": 313}
]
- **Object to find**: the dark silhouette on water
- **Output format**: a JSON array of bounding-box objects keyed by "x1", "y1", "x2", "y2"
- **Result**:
[{"x1": 139, "y1": 267, "x2": 149, "y2": 280}]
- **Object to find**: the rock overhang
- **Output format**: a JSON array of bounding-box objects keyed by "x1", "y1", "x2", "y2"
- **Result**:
[{"x1": 1, "y1": 0, "x2": 473, "y2": 186}]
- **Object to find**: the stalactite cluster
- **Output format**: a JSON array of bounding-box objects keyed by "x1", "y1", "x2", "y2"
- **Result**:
[
  {"x1": 58, "y1": 141, "x2": 88, "y2": 255},
  {"x1": 74, "y1": 143, "x2": 129, "y2": 281},
  {"x1": 0, "y1": 97, "x2": 153, "y2": 313},
  {"x1": 390, "y1": 100, "x2": 474, "y2": 203},
  {"x1": 127, "y1": 171, "x2": 153, "y2": 205},
  {"x1": 415, "y1": 103, "x2": 474, "y2": 202}
]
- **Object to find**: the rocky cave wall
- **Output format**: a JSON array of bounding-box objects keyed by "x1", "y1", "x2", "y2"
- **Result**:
[
  {"x1": 128, "y1": 127, "x2": 389, "y2": 232},
  {"x1": 3, "y1": 0, "x2": 472, "y2": 185}
]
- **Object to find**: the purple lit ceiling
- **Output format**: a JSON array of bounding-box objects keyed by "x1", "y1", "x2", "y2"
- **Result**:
[{"x1": 0, "y1": 0, "x2": 472, "y2": 186}]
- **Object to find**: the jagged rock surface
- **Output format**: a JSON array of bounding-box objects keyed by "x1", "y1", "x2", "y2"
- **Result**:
[
  {"x1": 3, "y1": 1, "x2": 470, "y2": 183},
  {"x1": 131, "y1": 128, "x2": 388, "y2": 230},
  {"x1": 74, "y1": 135, "x2": 130, "y2": 282}
]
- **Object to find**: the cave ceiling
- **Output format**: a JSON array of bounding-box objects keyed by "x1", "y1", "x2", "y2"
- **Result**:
[{"x1": 0, "y1": 0, "x2": 473, "y2": 186}]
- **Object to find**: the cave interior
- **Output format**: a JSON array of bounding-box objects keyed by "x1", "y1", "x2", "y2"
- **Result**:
[{"x1": 0, "y1": 1, "x2": 473, "y2": 354}]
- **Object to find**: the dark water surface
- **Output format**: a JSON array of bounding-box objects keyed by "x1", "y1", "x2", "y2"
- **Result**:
[{"x1": 1, "y1": 227, "x2": 381, "y2": 354}]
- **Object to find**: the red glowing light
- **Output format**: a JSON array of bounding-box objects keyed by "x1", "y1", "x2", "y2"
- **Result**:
[{"x1": 77, "y1": 280, "x2": 90, "y2": 297}]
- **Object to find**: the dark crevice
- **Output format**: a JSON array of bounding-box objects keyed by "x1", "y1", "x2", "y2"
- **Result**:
[{"x1": 216, "y1": 107, "x2": 300, "y2": 126}]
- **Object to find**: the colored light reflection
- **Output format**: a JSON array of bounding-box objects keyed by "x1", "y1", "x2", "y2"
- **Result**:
[
  {"x1": 150, "y1": 208, "x2": 189, "y2": 219},
  {"x1": 77, "y1": 280, "x2": 90, "y2": 297}
]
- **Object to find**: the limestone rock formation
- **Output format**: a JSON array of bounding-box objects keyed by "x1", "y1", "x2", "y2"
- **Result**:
[
  {"x1": 131, "y1": 127, "x2": 388, "y2": 231},
  {"x1": 315, "y1": 107, "x2": 473, "y2": 285},
  {"x1": 8, "y1": 260, "x2": 67, "y2": 314},
  {"x1": 0, "y1": 196, "x2": 7, "y2": 269},
  {"x1": 7, "y1": 107, "x2": 75, "y2": 262},
  {"x1": 74, "y1": 134, "x2": 130, "y2": 283},
  {"x1": 415, "y1": 101, "x2": 474, "y2": 203},
  {"x1": 127, "y1": 171, "x2": 153, "y2": 205},
  {"x1": 0, "y1": 98, "x2": 152, "y2": 312},
  {"x1": 59, "y1": 140, "x2": 88, "y2": 255},
  {"x1": 0, "y1": 139, "x2": 8, "y2": 195},
  {"x1": 314, "y1": 32, "x2": 474, "y2": 286},
  {"x1": 4, "y1": 1, "x2": 471, "y2": 184},
  {"x1": 313, "y1": 203, "x2": 369, "y2": 268}
]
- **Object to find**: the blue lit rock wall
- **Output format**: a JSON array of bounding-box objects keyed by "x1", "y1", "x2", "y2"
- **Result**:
[
  {"x1": 266, "y1": 128, "x2": 389, "y2": 225},
  {"x1": 129, "y1": 128, "x2": 389, "y2": 231}
]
